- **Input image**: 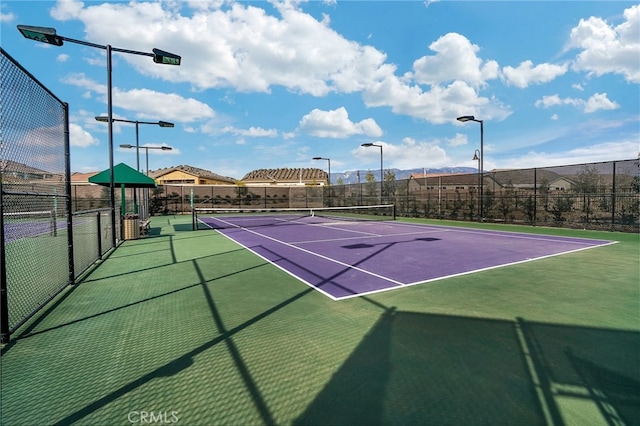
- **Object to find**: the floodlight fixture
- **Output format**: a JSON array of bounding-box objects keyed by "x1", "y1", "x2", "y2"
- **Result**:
[{"x1": 19, "y1": 22, "x2": 181, "y2": 246}]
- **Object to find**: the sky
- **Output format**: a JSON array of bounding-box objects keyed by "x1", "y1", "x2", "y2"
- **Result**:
[{"x1": 1, "y1": 0, "x2": 638, "y2": 180}]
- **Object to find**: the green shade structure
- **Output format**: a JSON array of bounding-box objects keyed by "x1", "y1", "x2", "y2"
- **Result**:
[
  {"x1": 88, "y1": 163, "x2": 157, "y2": 188},
  {"x1": 89, "y1": 163, "x2": 157, "y2": 216}
]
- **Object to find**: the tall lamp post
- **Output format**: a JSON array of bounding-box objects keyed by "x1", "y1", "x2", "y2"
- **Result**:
[
  {"x1": 96, "y1": 117, "x2": 174, "y2": 173},
  {"x1": 457, "y1": 115, "x2": 483, "y2": 221},
  {"x1": 472, "y1": 149, "x2": 481, "y2": 220},
  {"x1": 96, "y1": 117, "x2": 174, "y2": 214},
  {"x1": 120, "y1": 144, "x2": 172, "y2": 218},
  {"x1": 361, "y1": 143, "x2": 383, "y2": 204},
  {"x1": 18, "y1": 25, "x2": 181, "y2": 247},
  {"x1": 119, "y1": 144, "x2": 173, "y2": 176}
]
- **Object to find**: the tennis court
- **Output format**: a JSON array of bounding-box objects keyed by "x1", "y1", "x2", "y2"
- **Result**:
[
  {"x1": 2, "y1": 210, "x2": 64, "y2": 242},
  {"x1": 195, "y1": 206, "x2": 616, "y2": 300},
  {"x1": 1, "y1": 215, "x2": 638, "y2": 426}
]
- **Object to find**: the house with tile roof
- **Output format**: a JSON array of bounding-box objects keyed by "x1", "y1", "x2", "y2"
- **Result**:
[
  {"x1": 149, "y1": 165, "x2": 236, "y2": 185},
  {"x1": 485, "y1": 169, "x2": 574, "y2": 191},
  {"x1": 1, "y1": 160, "x2": 56, "y2": 182},
  {"x1": 408, "y1": 172, "x2": 481, "y2": 192},
  {"x1": 241, "y1": 168, "x2": 327, "y2": 186}
]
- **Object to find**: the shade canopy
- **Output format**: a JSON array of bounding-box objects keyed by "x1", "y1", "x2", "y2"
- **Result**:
[{"x1": 88, "y1": 163, "x2": 157, "y2": 188}]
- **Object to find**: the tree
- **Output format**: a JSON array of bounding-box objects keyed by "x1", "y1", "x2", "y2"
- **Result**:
[
  {"x1": 573, "y1": 166, "x2": 601, "y2": 218},
  {"x1": 497, "y1": 183, "x2": 516, "y2": 222},
  {"x1": 365, "y1": 170, "x2": 376, "y2": 183},
  {"x1": 149, "y1": 187, "x2": 165, "y2": 214},
  {"x1": 384, "y1": 169, "x2": 396, "y2": 199},
  {"x1": 552, "y1": 194, "x2": 574, "y2": 222},
  {"x1": 573, "y1": 166, "x2": 601, "y2": 194},
  {"x1": 365, "y1": 170, "x2": 377, "y2": 200}
]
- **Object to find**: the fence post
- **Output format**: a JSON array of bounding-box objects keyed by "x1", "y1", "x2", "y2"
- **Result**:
[
  {"x1": 0, "y1": 170, "x2": 8, "y2": 344},
  {"x1": 611, "y1": 161, "x2": 616, "y2": 229},
  {"x1": 96, "y1": 212, "x2": 103, "y2": 259},
  {"x1": 64, "y1": 102, "x2": 76, "y2": 286},
  {"x1": 533, "y1": 168, "x2": 537, "y2": 226}
]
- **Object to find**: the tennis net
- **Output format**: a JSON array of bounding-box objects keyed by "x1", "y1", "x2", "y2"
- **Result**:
[
  {"x1": 193, "y1": 204, "x2": 396, "y2": 230},
  {"x1": 3, "y1": 210, "x2": 57, "y2": 239}
]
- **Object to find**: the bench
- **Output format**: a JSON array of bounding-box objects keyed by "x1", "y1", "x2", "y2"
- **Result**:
[{"x1": 139, "y1": 218, "x2": 151, "y2": 236}]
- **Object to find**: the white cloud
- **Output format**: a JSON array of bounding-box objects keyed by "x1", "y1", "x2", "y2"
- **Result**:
[
  {"x1": 69, "y1": 123, "x2": 99, "y2": 147},
  {"x1": 1, "y1": 11, "x2": 15, "y2": 22},
  {"x1": 354, "y1": 138, "x2": 451, "y2": 169},
  {"x1": 412, "y1": 33, "x2": 500, "y2": 88},
  {"x1": 364, "y1": 75, "x2": 511, "y2": 124},
  {"x1": 61, "y1": 73, "x2": 215, "y2": 123},
  {"x1": 503, "y1": 140, "x2": 639, "y2": 169},
  {"x1": 363, "y1": 33, "x2": 510, "y2": 123},
  {"x1": 298, "y1": 107, "x2": 383, "y2": 138},
  {"x1": 447, "y1": 133, "x2": 467, "y2": 147},
  {"x1": 583, "y1": 92, "x2": 620, "y2": 113},
  {"x1": 220, "y1": 126, "x2": 278, "y2": 137},
  {"x1": 51, "y1": 1, "x2": 511, "y2": 125},
  {"x1": 535, "y1": 92, "x2": 619, "y2": 113},
  {"x1": 502, "y1": 60, "x2": 568, "y2": 88},
  {"x1": 567, "y1": 4, "x2": 640, "y2": 83},
  {"x1": 535, "y1": 94, "x2": 581, "y2": 108}
]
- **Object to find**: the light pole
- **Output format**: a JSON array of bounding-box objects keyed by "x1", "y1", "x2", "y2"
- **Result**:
[
  {"x1": 473, "y1": 149, "x2": 481, "y2": 220},
  {"x1": 120, "y1": 144, "x2": 172, "y2": 219},
  {"x1": 18, "y1": 25, "x2": 181, "y2": 247},
  {"x1": 361, "y1": 143, "x2": 383, "y2": 204},
  {"x1": 96, "y1": 117, "x2": 174, "y2": 173},
  {"x1": 96, "y1": 117, "x2": 174, "y2": 214},
  {"x1": 457, "y1": 115, "x2": 484, "y2": 221},
  {"x1": 312, "y1": 156, "x2": 331, "y2": 205},
  {"x1": 119, "y1": 144, "x2": 173, "y2": 176}
]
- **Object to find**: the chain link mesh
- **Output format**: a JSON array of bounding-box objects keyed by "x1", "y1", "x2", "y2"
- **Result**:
[
  {"x1": 1, "y1": 48, "x2": 69, "y2": 331},
  {"x1": 143, "y1": 159, "x2": 638, "y2": 233}
]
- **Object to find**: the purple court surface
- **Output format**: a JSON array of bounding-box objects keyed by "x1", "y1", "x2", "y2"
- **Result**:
[{"x1": 198, "y1": 215, "x2": 616, "y2": 300}]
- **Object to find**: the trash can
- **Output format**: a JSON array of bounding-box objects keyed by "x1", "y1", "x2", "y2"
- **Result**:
[{"x1": 122, "y1": 214, "x2": 140, "y2": 240}]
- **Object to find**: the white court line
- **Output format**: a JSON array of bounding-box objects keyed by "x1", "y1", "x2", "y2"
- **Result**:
[
  {"x1": 199, "y1": 217, "x2": 617, "y2": 301},
  {"x1": 204, "y1": 216, "x2": 406, "y2": 287},
  {"x1": 198, "y1": 218, "x2": 343, "y2": 300},
  {"x1": 335, "y1": 239, "x2": 618, "y2": 300},
  {"x1": 385, "y1": 221, "x2": 615, "y2": 246},
  {"x1": 291, "y1": 228, "x2": 448, "y2": 245}
]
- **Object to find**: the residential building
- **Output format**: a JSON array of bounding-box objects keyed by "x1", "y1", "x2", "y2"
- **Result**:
[
  {"x1": 149, "y1": 165, "x2": 236, "y2": 185},
  {"x1": 241, "y1": 168, "x2": 327, "y2": 186}
]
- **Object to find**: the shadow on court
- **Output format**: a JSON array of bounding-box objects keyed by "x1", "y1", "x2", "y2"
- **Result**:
[
  {"x1": 295, "y1": 311, "x2": 640, "y2": 426},
  {"x1": 2, "y1": 216, "x2": 638, "y2": 425}
]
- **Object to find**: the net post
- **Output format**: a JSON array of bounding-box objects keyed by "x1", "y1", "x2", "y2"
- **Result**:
[
  {"x1": 96, "y1": 212, "x2": 103, "y2": 259},
  {"x1": 192, "y1": 208, "x2": 196, "y2": 230},
  {"x1": 0, "y1": 174, "x2": 9, "y2": 344},
  {"x1": 392, "y1": 204, "x2": 396, "y2": 220},
  {"x1": 51, "y1": 209, "x2": 57, "y2": 237}
]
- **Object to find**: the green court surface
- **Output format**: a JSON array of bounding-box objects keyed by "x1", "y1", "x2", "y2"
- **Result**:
[{"x1": 1, "y1": 215, "x2": 638, "y2": 425}]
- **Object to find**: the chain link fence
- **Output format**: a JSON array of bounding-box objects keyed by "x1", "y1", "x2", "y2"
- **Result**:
[
  {"x1": 1, "y1": 48, "x2": 118, "y2": 343},
  {"x1": 147, "y1": 184, "x2": 325, "y2": 214},
  {"x1": 1, "y1": 47, "x2": 71, "y2": 342},
  {"x1": 331, "y1": 159, "x2": 639, "y2": 233},
  {"x1": 137, "y1": 159, "x2": 638, "y2": 233}
]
